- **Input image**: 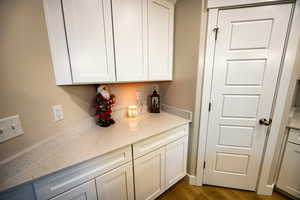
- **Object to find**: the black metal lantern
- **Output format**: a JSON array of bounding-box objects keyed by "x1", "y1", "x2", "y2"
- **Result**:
[{"x1": 150, "y1": 87, "x2": 160, "y2": 113}]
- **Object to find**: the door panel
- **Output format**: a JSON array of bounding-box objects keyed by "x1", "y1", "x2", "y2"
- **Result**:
[
  {"x1": 50, "y1": 181, "x2": 97, "y2": 200},
  {"x1": 165, "y1": 137, "x2": 188, "y2": 189},
  {"x1": 62, "y1": 0, "x2": 115, "y2": 83},
  {"x1": 229, "y1": 20, "x2": 273, "y2": 50},
  {"x1": 134, "y1": 148, "x2": 165, "y2": 200},
  {"x1": 277, "y1": 142, "x2": 300, "y2": 198},
  {"x1": 204, "y1": 4, "x2": 292, "y2": 191},
  {"x1": 112, "y1": 0, "x2": 148, "y2": 81},
  {"x1": 148, "y1": 0, "x2": 174, "y2": 80},
  {"x1": 96, "y1": 163, "x2": 134, "y2": 200}
]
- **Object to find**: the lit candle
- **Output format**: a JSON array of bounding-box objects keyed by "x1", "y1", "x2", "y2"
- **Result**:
[{"x1": 128, "y1": 105, "x2": 138, "y2": 118}]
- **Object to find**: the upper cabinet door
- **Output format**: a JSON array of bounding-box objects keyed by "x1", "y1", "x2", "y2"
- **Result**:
[
  {"x1": 148, "y1": 0, "x2": 174, "y2": 81},
  {"x1": 62, "y1": 0, "x2": 115, "y2": 83},
  {"x1": 112, "y1": 0, "x2": 148, "y2": 82}
]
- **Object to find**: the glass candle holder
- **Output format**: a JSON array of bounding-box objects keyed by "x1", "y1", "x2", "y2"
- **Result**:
[{"x1": 127, "y1": 105, "x2": 138, "y2": 118}]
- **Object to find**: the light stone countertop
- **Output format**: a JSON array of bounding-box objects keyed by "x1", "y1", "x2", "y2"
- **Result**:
[
  {"x1": 288, "y1": 109, "x2": 300, "y2": 130},
  {"x1": 0, "y1": 112, "x2": 189, "y2": 192}
]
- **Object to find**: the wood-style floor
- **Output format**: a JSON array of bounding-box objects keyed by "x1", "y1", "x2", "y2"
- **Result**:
[{"x1": 157, "y1": 180, "x2": 290, "y2": 200}]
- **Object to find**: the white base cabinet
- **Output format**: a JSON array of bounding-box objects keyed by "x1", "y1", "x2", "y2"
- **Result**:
[
  {"x1": 134, "y1": 125, "x2": 189, "y2": 200},
  {"x1": 135, "y1": 148, "x2": 166, "y2": 200},
  {"x1": 276, "y1": 129, "x2": 300, "y2": 199},
  {"x1": 96, "y1": 163, "x2": 134, "y2": 200},
  {"x1": 50, "y1": 180, "x2": 97, "y2": 200},
  {"x1": 165, "y1": 137, "x2": 188, "y2": 189},
  {"x1": 27, "y1": 124, "x2": 189, "y2": 200}
]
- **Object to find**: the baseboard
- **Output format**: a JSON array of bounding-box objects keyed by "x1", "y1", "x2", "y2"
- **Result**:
[
  {"x1": 185, "y1": 174, "x2": 198, "y2": 186},
  {"x1": 161, "y1": 104, "x2": 193, "y2": 122},
  {"x1": 257, "y1": 184, "x2": 274, "y2": 195}
]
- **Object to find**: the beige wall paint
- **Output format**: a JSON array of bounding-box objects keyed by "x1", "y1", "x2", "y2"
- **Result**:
[
  {"x1": 159, "y1": 0, "x2": 202, "y2": 175},
  {"x1": 0, "y1": 0, "x2": 157, "y2": 161}
]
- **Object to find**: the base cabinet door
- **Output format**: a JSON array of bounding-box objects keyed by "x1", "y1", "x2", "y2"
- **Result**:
[
  {"x1": 96, "y1": 163, "x2": 134, "y2": 200},
  {"x1": 277, "y1": 142, "x2": 300, "y2": 198},
  {"x1": 165, "y1": 136, "x2": 188, "y2": 189},
  {"x1": 134, "y1": 148, "x2": 165, "y2": 200},
  {"x1": 50, "y1": 180, "x2": 97, "y2": 200}
]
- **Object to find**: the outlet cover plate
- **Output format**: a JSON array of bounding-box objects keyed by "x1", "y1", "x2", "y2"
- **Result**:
[
  {"x1": 0, "y1": 115, "x2": 24, "y2": 143},
  {"x1": 52, "y1": 105, "x2": 64, "y2": 121}
]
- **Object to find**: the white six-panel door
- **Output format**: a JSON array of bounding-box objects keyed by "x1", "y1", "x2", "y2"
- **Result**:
[
  {"x1": 62, "y1": 0, "x2": 115, "y2": 83},
  {"x1": 204, "y1": 4, "x2": 292, "y2": 191}
]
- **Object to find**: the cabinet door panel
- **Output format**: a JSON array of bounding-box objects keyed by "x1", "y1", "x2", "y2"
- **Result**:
[
  {"x1": 277, "y1": 142, "x2": 300, "y2": 198},
  {"x1": 96, "y1": 163, "x2": 134, "y2": 200},
  {"x1": 148, "y1": 0, "x2": 174, "y2": 80},
  {"x1": 50, "y1": 180, "x2": 97, "y2": 200},
  {"x1": 165, "y1": 136, "x2": 188, "y2": 189},
  {"x1": 62, "y1": 0, "x2": 115, "y2": 83},
  {"x1": 112, "y1": 0, "x2": 148, "y2": 82},
  {"x1": 134, "y1": 148, "x2": 165, "y2": 200}
]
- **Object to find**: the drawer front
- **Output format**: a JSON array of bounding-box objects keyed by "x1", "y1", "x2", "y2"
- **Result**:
[
  {"x1": 34, "y1": 146, "x2": 132, "y2": 200},
  {"x1": 289, "y1": 129, "x2": 300, "y2": 145},
  {"x1": 133, "y1": 124, "x2": 188, "y2": 159}
]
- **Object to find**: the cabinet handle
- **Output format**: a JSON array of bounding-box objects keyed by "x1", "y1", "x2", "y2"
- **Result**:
[{"x1": 295, "y1": 150, "x2": 300, "y2": 154}]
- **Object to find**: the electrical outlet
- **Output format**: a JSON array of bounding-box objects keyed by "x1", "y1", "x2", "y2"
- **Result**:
[
  {"x1": 52, "y1": 105, "x2": 64, "y2": 121},
  {"x1": 0, "y1": 115, "x2": 24, "y2": 143}
]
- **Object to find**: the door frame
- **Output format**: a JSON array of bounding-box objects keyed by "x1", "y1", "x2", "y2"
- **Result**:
[{"x1": 194, "y1": 0, "x2": 300, "y2": 195}]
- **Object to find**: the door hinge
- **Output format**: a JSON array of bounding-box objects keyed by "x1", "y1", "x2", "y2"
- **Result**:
[
  {"x1": 203, "y1": 161, "x2": 206, "y2": 169},
  {"x1": 213, "y1": 27, "x2": 219, "y2": 40},
  {"x1": 208, "y1": 103, "x2": 212, "y2": 112}
]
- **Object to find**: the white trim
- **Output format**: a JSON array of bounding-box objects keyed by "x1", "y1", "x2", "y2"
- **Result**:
[
  {"x1": 207, "y1": 0, "x2": 295, "y2": 8},
  {"x1": 195, "y1": 8, "x2": 218, "y2": 186},
  {"x1": 257, "y1": 0, "x2": 300, "y2": 195},
  {"x1": 185, "y1": 174, "x2": 198, "y2": 186}
]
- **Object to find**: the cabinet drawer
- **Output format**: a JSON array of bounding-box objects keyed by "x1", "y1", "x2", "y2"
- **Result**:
[
  {"x1": 133, "y1": 124, "x2": 188, "y2": 159},
  {"x1": 34, "y1": 146, "x2": 132, "y2": 200},
  {"x1": 49, "y1": 180, "x2": 97, "y2": 200},
  {"x1": 289, "y1": 129, "x2": 300, "y2": 145}
]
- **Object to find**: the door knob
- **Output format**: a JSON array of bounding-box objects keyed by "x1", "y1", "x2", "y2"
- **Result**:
[{"x1": 259, "y1": 118, "x2": 272, "y2": 126}]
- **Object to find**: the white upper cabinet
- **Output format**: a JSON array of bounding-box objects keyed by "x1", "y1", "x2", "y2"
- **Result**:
[
  {"x1": 148, "y1": 0, "x2": 174, "y2": 81},
  {"x1": 43, "y1": 0, "x2": 175, "y2": 85},
  {"x1": 62, "y1": 0, "x2": 115, "y2": 84},
  {"x1": 112, "y1": 0, "x2": 148, "y2": 82}
]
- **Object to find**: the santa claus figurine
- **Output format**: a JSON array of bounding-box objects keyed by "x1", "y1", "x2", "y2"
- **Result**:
[{"x1": 95, "y1": 85, "x2": 116, "y2": 127}]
